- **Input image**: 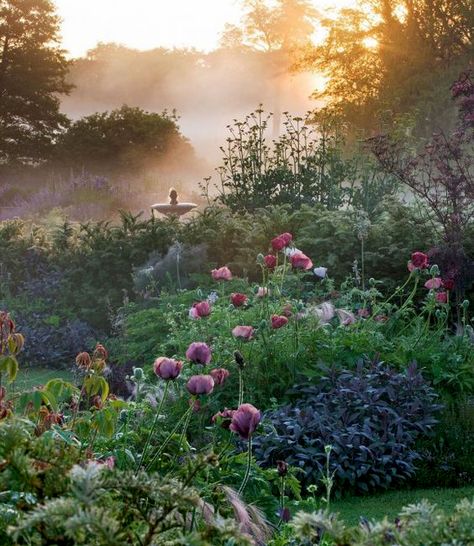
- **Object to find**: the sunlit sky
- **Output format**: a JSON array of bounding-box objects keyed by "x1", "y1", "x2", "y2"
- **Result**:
[{"x1": 54, "y1": 0, "x2": 357, "y2": 58}]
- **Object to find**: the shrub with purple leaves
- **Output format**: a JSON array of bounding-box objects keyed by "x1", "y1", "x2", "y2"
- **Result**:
[{"x1": 253, "y1": 361, "x2": 441, "y2": 495}]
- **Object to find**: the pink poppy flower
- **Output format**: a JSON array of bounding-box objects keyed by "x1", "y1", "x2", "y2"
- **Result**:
[
  {"x1": 436, "y1": 291, "x2": 448, "y2": 304},
  {"x1": 230, "y1": 403, "x2": 261, "y2": 440},
  {"x1": 210, "y1": 368, "x2": 230, "y2": 385},
  {"x1": 192, "y1": 301, "x2": 211, "y2": 318},
  {"x1": 232, "y1": 325, "x2": 255, "y2": 340},
  {"x1": 212, "y1": 408, "x2": 236, "y2": 429},
  {"x1": 271, "y1": 236, "x2": 286, "y2": 251},
  {"x1": 186, "y1": 342, "x2": 212, "y2": 365},
  {"x1": 264, "y1": 254, "x2": 277, "y2": 269},
  {"x1": 271, "y1": 315, "x2": 289, "y2": 329},
  {"x1": 290, "y1": 252, "x2": 313, "y2": 270},
  {"x1": 211, "y1": 266, "x2": 232, "y2": 281},
  {"x1": 231, "y1": 293, "x2": 248, "y2": 307},
  {"x1": 186, "y1": 374, "x2": 215, "y2": 395},
  {"x1": 153, "y1": 357, "x2": 183, "y2": 380},
  {"x1": 425, "y1": 277, "x2": 443, "y2": 290},
  {"x1": 279, "y1": 232, "x2": 293, "y2": 245},
  {"x1": 411, "y1": 251, "x2": 429, "y2": 269}
]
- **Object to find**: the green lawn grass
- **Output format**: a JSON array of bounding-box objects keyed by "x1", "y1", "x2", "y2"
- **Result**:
[
  {"x1": 12, "y1": 367, "x2": 75, "y2": 391},
  {"x1": 328, "y1": 486, "x2": 474, "y2": 525}
]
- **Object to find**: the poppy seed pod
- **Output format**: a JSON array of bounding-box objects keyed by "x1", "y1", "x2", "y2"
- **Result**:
[{"x1": 234, "y1": 350, "x2": 245, "y2": 369}]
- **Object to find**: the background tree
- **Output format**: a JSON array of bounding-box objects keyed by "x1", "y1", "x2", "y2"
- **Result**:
[
  {"x1": 302, "y1": 0, "x2": 473, "y2": 134},
  {"x1": 0, "y1": 0, "x2": 71, "y2": 165},
  {"x1": 55, "y1": 105, "x2": 197, "y2": 177}
]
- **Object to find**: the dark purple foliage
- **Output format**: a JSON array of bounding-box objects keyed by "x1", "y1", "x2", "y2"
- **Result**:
[{"x1": 253, "y1": 361, "x2": 441, "y2": 495}]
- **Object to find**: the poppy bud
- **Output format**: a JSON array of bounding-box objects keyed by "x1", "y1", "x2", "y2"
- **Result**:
[
  {"x1": 277, "y1": 460, "x2": 288, "y2": 476},
  {"x1": 234, "y1": 351, "x2": 245, "y2": 369}
]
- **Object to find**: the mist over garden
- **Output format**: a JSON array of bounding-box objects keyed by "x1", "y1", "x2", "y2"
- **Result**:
[{"x1": 0, "y1": 0, "x2": 473, "y2": 544}]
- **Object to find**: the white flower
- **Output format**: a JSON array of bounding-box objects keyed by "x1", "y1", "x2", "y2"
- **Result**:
[
  {"x1": 284, "y1": 246, "x2": 301, "y2": 258},
  {"x1": 336, "y1": 308, "x2": 356, "y2": 326},
  {"x1": 313, "y1": 302, "x2": 335, "y2": 324},
  {"x1": 207, "y1": 291, "x2": 219, "y2": 304},
  {"x1": 256, "y1": 286, "x2": 270, "y2": 298},
  {"x1": 314, "y1": 266, "x2": 327, "y2": 279},
  {"x1": 189, "y1": 307, "x2": 200, "y2": 320}
]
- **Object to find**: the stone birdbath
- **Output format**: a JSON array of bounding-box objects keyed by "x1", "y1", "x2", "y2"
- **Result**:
[{"x1": 151, "y1": 188, "x2": 197, "y2": 218}]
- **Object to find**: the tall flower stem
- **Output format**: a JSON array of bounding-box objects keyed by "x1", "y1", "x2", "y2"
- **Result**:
[
  {"x1": 238, "y1": 368, "x2": 244, "y2": 406},
  {"x1": 136, "y1": 381, "x2": 170, "y2": 472},
  {"x1": 145, "y1": 406, "x2": 193, "y2": 471},
  {"x1": 238, "y1": 436, "x2": 253, "y2": 494},
  {"x1": 178, "y1": 399, "x2": 195, "y2": 451}
]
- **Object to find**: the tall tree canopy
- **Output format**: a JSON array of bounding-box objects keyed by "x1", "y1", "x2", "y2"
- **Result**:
[
  {"x1": 303, "y1": 0, "x2": 473, "y2": 134},
  {"x1": 0, "y1": 0, "x2": 70, "y2": 165}
]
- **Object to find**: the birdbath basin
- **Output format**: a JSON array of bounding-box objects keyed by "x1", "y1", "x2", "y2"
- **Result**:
[{"x1": 151, "y1": 188, "x2": 197, "y2": 218}]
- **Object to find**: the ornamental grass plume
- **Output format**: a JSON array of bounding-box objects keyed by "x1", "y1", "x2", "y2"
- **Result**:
[
  {"x1": 336, "y1": 309, "x2": 356, "y2": 326},
  {"x1": 211, "y1": 266, "x2": 232, "y2": 281},
  {"x1": 186, "y1": 342, "x2": 212, "y2": 365},
  {"x1": 153, "y1": 357, "x2": 183, "y2": 380},
  {"x1": 186, "y1": 374, "x2": 215, "y2": 395}
]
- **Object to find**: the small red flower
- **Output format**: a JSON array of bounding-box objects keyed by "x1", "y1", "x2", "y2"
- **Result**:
[
  {"x1": 271, "y1": 236, "x2": 286, "y2": 251},
  {"x1": 436, "y1": 291, "x2": 448, "y2": 304},
  {"x1": 442, "y1": 278, "x2": 455, "y2": 291},
  {"x1": 231, "y1": 293, "x2": 248, "y2": 307},
  {"x1": 264, "y1": 254, "x2": 277, "y2": 269},
  {"x1": 271, "y1": 315, "x2": 289, "y2": 329},
  {"x1": 410, "y1": 252, "x2": 429, "y2": 269}
]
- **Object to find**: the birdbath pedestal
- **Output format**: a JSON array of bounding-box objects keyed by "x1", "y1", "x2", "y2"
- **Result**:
[{"x1": 151, "y1": 188, "x2": 197, "y2": 218}]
